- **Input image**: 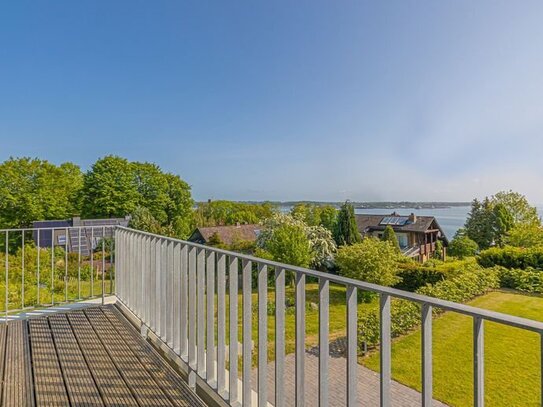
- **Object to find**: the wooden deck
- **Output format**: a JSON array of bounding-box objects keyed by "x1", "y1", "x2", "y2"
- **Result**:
[{"x1": 0, "y1": 305, "x2": 206, "y2": 407}]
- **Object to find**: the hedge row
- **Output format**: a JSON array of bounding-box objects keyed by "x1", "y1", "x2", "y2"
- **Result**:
[
  {"x1": 478, "y1": 246, "x2": 543, "y2": 270},
  {"x1": 358, "y1": 268, "x2": 500, "y2": 349},
  {"x1": 498, "y1": 267, "x2": 543, "y2": 293}
]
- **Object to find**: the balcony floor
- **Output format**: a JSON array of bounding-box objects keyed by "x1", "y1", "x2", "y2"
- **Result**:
[{"x1": 0, "y1": 305, "x2": 206, "y2": 407}]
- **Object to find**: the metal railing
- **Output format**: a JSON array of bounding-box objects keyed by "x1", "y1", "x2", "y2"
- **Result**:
[
  {"x1": 115, "y1": 226, "x2": 543, "y2": 407},
  {"x1": 0, "y1": 225, "x2": 116, "y2": 320}
]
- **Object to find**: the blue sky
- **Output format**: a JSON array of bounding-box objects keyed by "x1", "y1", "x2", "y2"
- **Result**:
[{"x1": 1, "y1": 1, "x2": 543, "y2": 202}]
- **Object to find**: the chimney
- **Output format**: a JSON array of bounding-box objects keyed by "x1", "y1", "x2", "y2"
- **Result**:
[{"x1": 409, "y1": 213, "x2": 417, "y2": 223}]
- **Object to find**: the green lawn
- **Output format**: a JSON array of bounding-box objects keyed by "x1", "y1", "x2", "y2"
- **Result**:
[{"x1": 364, "y1": 291, "x2": 543, "y2": 407}]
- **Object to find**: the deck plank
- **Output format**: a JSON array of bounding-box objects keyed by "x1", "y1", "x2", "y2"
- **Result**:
[
  {"x1": 3, "y1": 321, "x2": 34, "y2": 407},
  {"x1": 103, "y1": 306, "x2": 207, "y2": 407},
  {"x1": 66, "y1": 310, "x2": 139, "y2": 407},
  {"x1": 84, "y1": 307, "x2": 174, "y2": 407},
  {"x1": 48, "y1": 314, "x2": 104, "y2": 407},
  {"x1": 28, "y1": 318, "x2": 70, "y2": 406}
]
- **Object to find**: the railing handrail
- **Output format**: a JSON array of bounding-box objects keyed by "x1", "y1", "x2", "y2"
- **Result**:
[{"x1": 116, "y1": 226, "x2": 543, "y2": 334}]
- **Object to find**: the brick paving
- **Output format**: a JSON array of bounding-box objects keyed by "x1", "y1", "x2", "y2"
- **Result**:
[{"x1": 252, "y1": 344, "x2": 448, "y2": 406}]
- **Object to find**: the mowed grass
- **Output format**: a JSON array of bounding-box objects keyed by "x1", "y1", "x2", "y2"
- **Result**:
[{"x1": 363, "y1": 291, "x2": 543, "y2": 407}]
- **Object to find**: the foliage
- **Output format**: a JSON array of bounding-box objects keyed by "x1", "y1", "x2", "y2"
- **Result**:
[
  {"x1": 256, "y1": 219, "x2": 312, "y2": 268},
  {"x1": 395, "y1": 257, "x2": 479, "y2": 291},
  {"x1": 336, "y1": 238, "x2": 401, "y2": 287},
  {"x1": 193, "y1": 200, "x2": 277, "y2": 227},
  {"x1": 256, "y1": 214, "x2": 336, "y2": 269},
  {"x1": 505, "y1": 223, "x2": 543, "y2": 248},
  {"x1": 477, "y1": 245, "x2": 543, "y2": 270},
  {"x1": 381, "y1": 225, "x2": 400, "y2": 252},
  {"x1": 433, "y1": 239, "x2": 444, "y2": 260},
  {"x1": 334, "y1": 201, "x2": 361, "y2": 246},
  {"x1": 207, "y1": 232, "x2": 224, "y2": 247},
  {"x1": 129, "y1": 206, "x2": 164, "y2": 234},
  {"x1": 358, "y1": 267, "x2": 499, "y2": 348},
  {"x1": 464, "y1": 191, "x2": 540, "y2": 249},
  {"x1": 81, "y1": 156, "x2": 193, "y2": 238},
  {"x1": 447, "y1": 230, "x2": 479, "y2": 259},
  {"x1": 0, "y1": 158, "x2": 83, "y2": 228},
  {"x1": 290, "y1": 203, "x2": 338, "y2": 232},
  {"x1": 497, "y1": 267, "x2": 543, "y2": 293}
]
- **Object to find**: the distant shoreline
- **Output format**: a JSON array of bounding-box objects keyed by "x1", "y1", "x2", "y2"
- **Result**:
[{"x1": 208, "y1": 201, "x2": 472, "y2": 209}]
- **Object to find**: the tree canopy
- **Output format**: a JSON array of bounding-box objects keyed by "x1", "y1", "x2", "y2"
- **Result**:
[
  {"x1": 0, "y1": 158, "x2": 83, "y2": 228},
  {"x1": 193, "y1": 200, "x2": 276, "y2": 227},
  {"x1": 382, "y1": 225, "x2": 400, "y2": 252},
  {"x1": 334, "y1": 201, "x2": 361, "y2": 246},
  {"x1": 448, "y1": 229, "x2": 479, "y2": 258},
  {"x1": 290, "y1": 203, "x2": 338, "y2": 232},
  {"x1": 464, "y1": 191, "x2": 540, "y2": 249}
]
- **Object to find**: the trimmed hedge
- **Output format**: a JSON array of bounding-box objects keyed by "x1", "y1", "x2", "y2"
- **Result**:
[
  {"x1": 498, "y1": 267, "x2": 543, "y2": 293},
  {"x1": 478, "y1": 246, "x2": 543, "y2": 270},
  {"x1": 358, "y1": 268, "x2": 500, "y2": 349}
]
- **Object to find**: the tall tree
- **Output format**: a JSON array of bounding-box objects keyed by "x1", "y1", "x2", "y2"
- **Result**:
[
  {"x1": 465, "y1": 198, "x2": 498, "y2": 249},
  {"x1": 0, "y1": 158, "x2": 83, "y2": 228},
  {"x1": 382, "y1": 225, "x2": 400, "y2": 252},
  {"x1": 81, "y1": 155, "x2": 139, "y2": 218},
  {"x1": 334, "y1": 201, "x2": 361, "y2": 246}
]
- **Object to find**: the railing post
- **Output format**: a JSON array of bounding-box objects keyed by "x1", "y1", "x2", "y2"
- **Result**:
[
  {"x1": 474, "y1": 317, "x2": 484, "y2": 407},
  {"x1": 228, "y1": 256, "x2": 239, "y2": 405},
  {"x1": 21, "y1": 230, "x2": 24, "y2": 309},
  {"x1": 101, "y1": 226, "x2": 105, "y2": 305},
  {"x1": 216, "y1": 253, "x2": 226, "y2": 397},
  {"x1": 206, "y1": 250, "x2": 216, "y2": 385},
  {"x1": 5, "y1": 230, "x2": 8, "y2": 323},
  {"x1": 188, "y1": 246, "x2": 197, "y2": 387},
  {"x1": 258, "y1": 264, "x2": 268, "y2": 407},
  {"x1": 319, "y1": 278, "x2": 329, "y2": 407},
  {"x1": 275, "y1": 267, "x2": 286, "y2": 407},
  {"x1": 380, "y1": 293, "x2": 391, "y2": 407},
  {"x1": 422, "y1": 303, "x2": 433, "y2": 407},
  {"x1": 242, "y1": 259, "x2": 252, "y2": 407},
  {"x1": 295, "y1": 272, "x2": 306, "y2": 407},
  {"x1": 347, "y1": 286, "x2": 358, "y2": 407},
  {"x1": 37, "y1": 230, "x2": 40, "y2": 307}
]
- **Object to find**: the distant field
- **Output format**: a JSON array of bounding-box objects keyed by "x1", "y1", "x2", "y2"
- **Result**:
[{"x1": 363, "y1": 291, "x2": 543, "y2": 407}]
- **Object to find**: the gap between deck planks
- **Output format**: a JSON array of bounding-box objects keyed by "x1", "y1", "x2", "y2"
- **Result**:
[{"x1": 0, "y1": 305, "x2": 206, "y2": 407}]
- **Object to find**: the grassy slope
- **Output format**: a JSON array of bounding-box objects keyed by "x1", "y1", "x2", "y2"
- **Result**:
[{"x1": 364, "y1": 291, "x2": 543, "y2": 406}]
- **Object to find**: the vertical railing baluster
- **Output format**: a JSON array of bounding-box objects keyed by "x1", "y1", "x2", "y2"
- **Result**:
[
  {"x1": 229, "y1": 256, "x2": 239, "y2": 405},
  {"x1": 5, "y1": 231, "x2": 8, "y2": 322},
  {"x1": 188, "y1": 246, "x2": 197, "y2": 374},
  {"x1": 90, "y1": 228, "x2": 94, "y2": 298},
  {"x1": 258, "y1": 264, "x2": 268, "y2": 407},
  {"x1": 101, "y1": 226, "x2": 105, "y2": 305},
  {"x1": 422, "y1": 304, "x2": 433, "y2": 407},
  {"x1": 155, "y1": 237, "x2": 161, "y2": 334},
  {"x1": 65, "y1": 227, "x2": 68, "y2": 302},
  {"x1": 197, "y1": 248, "x2": 206, "y2": 377},
  {"x1": 21, "y1": 230, "x2": 25, "y2": 309},
  {"x1": 474, "y1": 317, "x2": 484, "y2": 407},
  {"x1": 37, "y1": 230, "x2": 40, "y2": 307},
  {"x1": 173, "y1": 242, "x2": 181, "y2": 354},
  {"x1": 242, "y1": 259, "x2": 252, "y2": 407},
  {"x1": 150, "y1": 237, "x2": 156, "y2": 331},
  {"x1": 217, "y1": 253, "x2": 226, "y2": 397},
  {"x1": 347, "y1": 286, "x2": 358, "y2": 407},
  {"x1": 380, "y1": 293, "x2": 391, "y2": 407},
  {"x1": 180, "y1": 244, "x2": 188, "y2": 359},
  {"x1": 78, "y1": 228, "x2": 81, "y2": 300},
  {"x1": 51, "y1": 228, "x2": 55, "y2": 305},
  {"x1": 206, "y1": 250, "x2": 216, "y2": 385},
  {"x1": 295, "y1": 272, "x2": 306, "y2": 407},
  {"x1": 319, "y1": 278, "x2": 329, "y2": 407},
  {"x1": 167, "y1": 240, "x2": 174, "y2": 347},
  {"x1": 275, "y1": 267, "x2": 285, "y2": 407}
]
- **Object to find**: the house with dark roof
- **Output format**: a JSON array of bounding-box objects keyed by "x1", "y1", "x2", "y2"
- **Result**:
[
  {"x1": 355, "y1": 212, "x2": 448, "y2": 262},
  {"x1": 188, "y1": 224, "x2": 261, "y2": 246},
  {"x1": 32, "y1": 216, "x2": 130, "y2": 255}
]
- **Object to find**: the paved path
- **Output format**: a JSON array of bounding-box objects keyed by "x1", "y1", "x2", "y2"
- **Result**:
[{"x1": 252, "y1": 345, "x2": 448, "y2": 406}]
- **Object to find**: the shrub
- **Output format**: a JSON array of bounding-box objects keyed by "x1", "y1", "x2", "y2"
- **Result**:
[
  {"x1": 477, "y1": 246, "x2": 543, "y2": 269},
  {"x1": 448, "y1": 235, "x2": 479, "y2": 259},
  {"x1": 498, "y1": 267, "x2": 543, "y2": 293},
  {"x1": 336, "y1": 238, "x2": 401, "y2": 287},
  {"x1": 358, "y1": 267, "x2": 499, "y2": 349}
]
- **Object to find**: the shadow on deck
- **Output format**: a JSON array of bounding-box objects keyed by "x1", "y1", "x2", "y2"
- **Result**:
[{"x1": 0, "y1": 305, "x2": 206, "y2": 407}]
